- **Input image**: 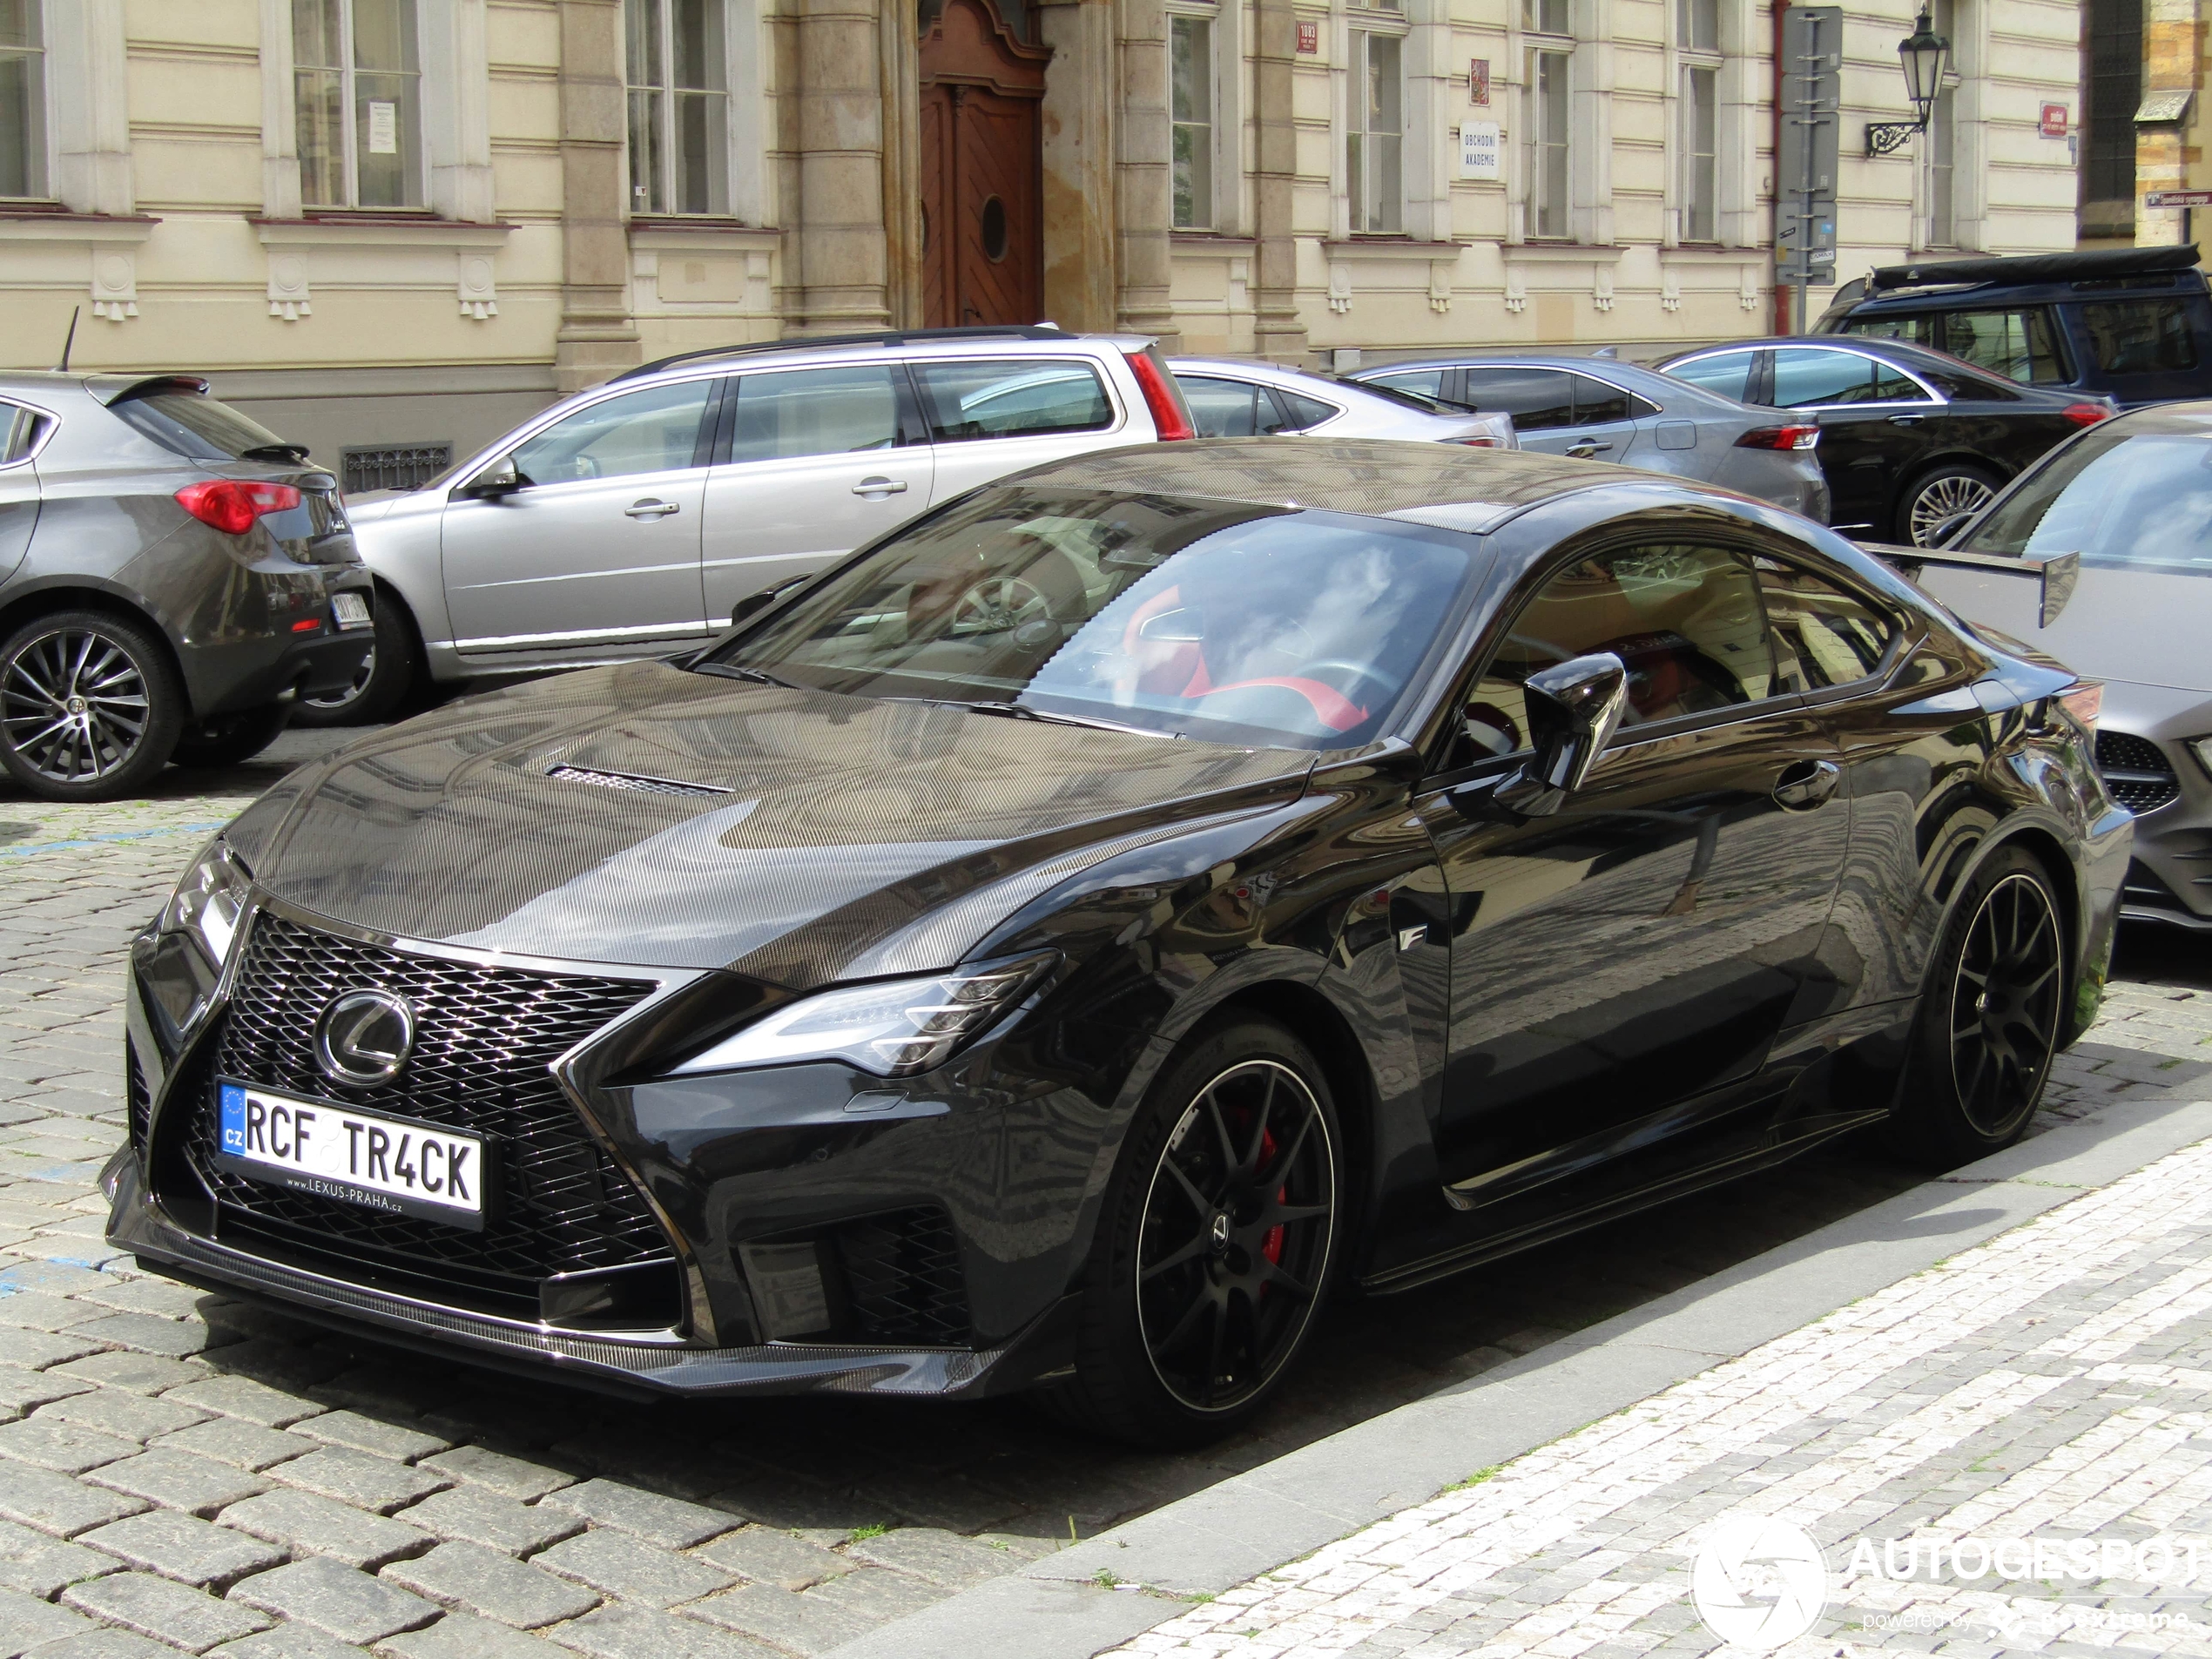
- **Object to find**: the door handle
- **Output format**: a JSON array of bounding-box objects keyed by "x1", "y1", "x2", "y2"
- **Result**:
[
  {"x1": 1565, "y1": 441, "x2": 1614, "y2": 458},
  {"x1": 1887, "y1": 414, "x2": 1924, "y2": 427},
  {"x1": 1772, "y1": 759, "x2": 1841, "y2": 810},
  {"x1": 853, "y1": 477, "x2": 909, "y2": 496},
  {"x1": 624, "y1": 498, "x2": 680, "y2": 519}
]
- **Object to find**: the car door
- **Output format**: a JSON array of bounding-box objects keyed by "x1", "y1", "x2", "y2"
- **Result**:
[
  {"x1": 697, "y1": 363, "x2": 933, "y2": 624},
  {"x1": 1413, "y1": 538, "x2": 1848, "y2": 1203},
  {"x1": 440, "y1": 377, "x2": 716, "y2": 658},
  {"x1": 1769, "y1": 345, "x2": 1939, "y2": 538},
  {"x1": 913, "y1": 356, "x2": 1130, "y2": 508}
]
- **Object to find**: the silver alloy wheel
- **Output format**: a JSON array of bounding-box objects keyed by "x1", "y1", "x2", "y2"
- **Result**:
[
  {"x1": 954, "y1": 577, "x2": 1053, "y2": 635},
  {"x1": 0, "y1": 626, "x2": 152, "y2": 784},
  {"x1": 1907, "y1": 473, "x2": 1996, "y2": 545},
  {"x1": 301, "y1": 644, "x2": 375, "y2": 711}
]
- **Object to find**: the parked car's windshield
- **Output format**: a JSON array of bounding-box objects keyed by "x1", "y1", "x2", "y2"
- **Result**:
[
  {"x1": 1974, "y1": 428, "x2": 2212, "y2": 574},
  {"x1": 707, "y1": 487, "x2": 1480, "y2": 749}
]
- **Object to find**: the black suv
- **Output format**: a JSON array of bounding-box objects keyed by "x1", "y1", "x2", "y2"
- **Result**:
[{"x1": 1816, "y1": 244, "x2": 2212, "y2": 410}]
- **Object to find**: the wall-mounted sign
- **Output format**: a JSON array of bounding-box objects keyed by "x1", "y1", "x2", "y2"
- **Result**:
[
  {"x1": 1460, "y1": 121, "x2": 1502, "y2": 181},
  {"x1": 1296, "y1": 20, "x2": 1318, "y2": 54},
  {"x1": 2039, "y1": 104, "x2": 2068, "y2": 139},
  {"x1": 2146, "y1": 189, "x2": 2212, "y2": 207},
  {"x1": 1469, "y1": 59, "x2": 1490, "y2": 105}
]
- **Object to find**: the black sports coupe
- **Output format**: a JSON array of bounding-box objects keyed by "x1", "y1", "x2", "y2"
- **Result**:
[{"x1": 108, "y1": 440, "x2": 2129, "y2": 1447}]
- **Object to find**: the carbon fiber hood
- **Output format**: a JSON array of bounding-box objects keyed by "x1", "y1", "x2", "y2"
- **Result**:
[{"x1": 227, "y1": 662, "x2": 1313, "y2": 983}]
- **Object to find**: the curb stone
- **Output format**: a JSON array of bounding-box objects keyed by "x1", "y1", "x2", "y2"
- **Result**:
[{"x1": 821, "y1": 1089, "x2": 2212, "y2": 1659}]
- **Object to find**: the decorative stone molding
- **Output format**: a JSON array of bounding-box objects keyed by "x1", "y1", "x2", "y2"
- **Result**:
[
  {"x1": 1593, "y1": 266, "x2": 1615, "y2": 313},
  {"x1": 1319, "y1": 239, "x2": 1465, "y2": 318},
  {"x1": 1738, "y1": 266, "x2": 1760, "y2": 311},
  {"x1": 1328, "y1": 262, "x2": 1352, "y2": 314},
  {"x1": 1501, "y1": 241, "x2": 1623, "y2": 320},
  {"x1": 629, "y1": 223, "x2": 780, "y2": 318},
  {"x1": 1660, "y1": 271, "x2": 1681, "y2": 314},
  {"x1": 252, "y1": 217, "x2": 513, "y2": 326},
  {"x1": 0, "y1": 213, "x2": 157, "y2": 324}
]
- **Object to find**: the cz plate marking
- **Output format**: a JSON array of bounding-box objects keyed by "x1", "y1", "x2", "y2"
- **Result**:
[{"x1": 216, "y1": 1081, "x2": 486, "y2": 1231}]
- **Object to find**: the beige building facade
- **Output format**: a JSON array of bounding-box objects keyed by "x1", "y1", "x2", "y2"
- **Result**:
[{"x1": 0, "y1": 0, "x2": 2087, "y2": 476}]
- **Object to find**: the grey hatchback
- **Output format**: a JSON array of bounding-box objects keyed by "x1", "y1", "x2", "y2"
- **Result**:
[{"x1": 0, "y1": 374, "x2": 374, "y2": 801}]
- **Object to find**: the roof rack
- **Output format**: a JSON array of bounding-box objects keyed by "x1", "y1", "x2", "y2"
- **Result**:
[
  {"x1": 611, "y1": 324, "x2": 1075, "y2": 383},
  {"x1": 1868, "y1": 243, "x2": 2200, "y2": 293}
]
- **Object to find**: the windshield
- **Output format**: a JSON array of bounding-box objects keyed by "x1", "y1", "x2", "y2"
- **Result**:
[
  {"x1": 111, "y1": 391, "x2": 294, "y2": 462},
  {"x1": 706, "y1": 487, "x2": 1480, "y2": 749},
  {"x1": 1973, "y1": 428, "x2": 2212, "y2": 575}
]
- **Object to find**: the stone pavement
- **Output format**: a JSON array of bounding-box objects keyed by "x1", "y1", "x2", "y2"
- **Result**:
[
  {"x1": 0, "y1": 741, "x2": 2208, "y2": 1659},
  {"x1": 1108, "y1": 1123, "x2": 2212, "y2": 1659}
]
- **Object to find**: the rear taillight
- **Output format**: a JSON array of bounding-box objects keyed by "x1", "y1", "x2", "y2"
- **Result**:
[
  {"x1": 1736, "y1": 425, "x2": 1821, "y2": 451},
  {"x1": 2062, "y1": 401, "x2": 2112, "y2": 427},
  {"x1": 2060, "y1": 680, "x2": 2103, "y2": 733},
  {"x1": 175, "y1": 479, "x2": 302, "y2": 536},
  {"x1": 1451, "y1": 436, "x2": 1504, "y2": 448},
  {"x1": 1125, "y1": 347, "x2": 1196, "y2": 442}
]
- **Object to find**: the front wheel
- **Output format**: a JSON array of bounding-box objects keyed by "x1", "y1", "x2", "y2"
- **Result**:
[
  {"x1": 1041, "y1": 1018, "x2": 1344, "y2": 1447},
  {"x1": 1889, "y1": 846, "x2": 2067, "y2": 1169},
  {"x1": 1899, "y1": 463, "x2": 2000, "y2": 546}
]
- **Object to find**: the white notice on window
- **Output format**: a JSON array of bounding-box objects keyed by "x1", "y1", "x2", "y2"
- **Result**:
[
  {"x1": 1460, "y1": 121, "x2": 1502, "y2": 181},
  {"x1": 368, "y1": 100, "x2": 399, "y2": 155}
]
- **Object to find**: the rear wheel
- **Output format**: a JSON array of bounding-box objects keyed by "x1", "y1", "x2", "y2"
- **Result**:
[
  {"x1": 0, "y1": 610, "x2": 184, "y2": 801},
  {"x1": 292, "y1": 588, "x2": 421, "y2": 727},
  {"x1": 1889, "y1": 846, "x2": 2067, "y2": 1169},
  {"x1": 1041, "y1": 1018, "x2": 1343, "y2": 1447},
  {"x1": 170, "y1": 702, "x2": 291, "y2": 770},
  {"x1": 1899, "y1": 463, "x2": 2000, "y2": 546}
]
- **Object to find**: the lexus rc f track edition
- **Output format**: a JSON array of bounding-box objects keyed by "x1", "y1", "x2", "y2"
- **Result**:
[{"x1": 108, "y1": 440, "x2": 2129, "y2": 1447}]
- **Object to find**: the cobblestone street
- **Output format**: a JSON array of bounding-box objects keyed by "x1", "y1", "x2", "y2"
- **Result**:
[{"x1": 1, "y1": 743, "x2": 2207, "y2": 1659}]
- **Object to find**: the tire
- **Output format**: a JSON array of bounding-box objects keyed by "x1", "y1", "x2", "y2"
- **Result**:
[
  {"x1": 170, "y1": 702, "x2": 291, "y2": 770},
  {"x1": 0, "y1": 609, "x2": 185, "y2": 801},
  {"x1": 1898, "y1": 462, "x2": 2001, "y2": 547},
  {"x1": 1039, "y1": 1017, "x2": 1345, "y2": 1447},
  {"x1": 1888, "y1": 846, "x2": 2068, "y2": 1170},
  {"x1": 291, "y1": 587, "x2": 421, "y2": 728}
]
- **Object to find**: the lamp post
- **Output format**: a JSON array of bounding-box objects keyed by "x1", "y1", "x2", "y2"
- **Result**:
[{"x1": 1865, "y1": 10, "x2": 1950, "y2": 157}]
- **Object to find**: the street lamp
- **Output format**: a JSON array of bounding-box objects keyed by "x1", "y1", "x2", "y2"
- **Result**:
[{"x1": 1866, "y1": 10, "x2": 1950, "y2": 157}]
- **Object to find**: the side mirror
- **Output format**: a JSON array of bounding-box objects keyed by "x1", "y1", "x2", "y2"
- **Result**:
[
  {"x1": 732, "y1": 575, "x2": 810, "y2": 629},
  {"x1": 1925, "y1": 512, "x2": 1973, "y2": 549},
  {"x1": 1137, "y1": 606, "x2": 1206, "y2": 644},
  {"x1": 1494, "y1": 652, "x2": 1629, "y2": 817},
  {"x1": 462, "y1": 455, "x2": 524, "y2": 498}
]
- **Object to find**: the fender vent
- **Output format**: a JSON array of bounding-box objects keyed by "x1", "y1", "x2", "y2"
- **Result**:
[{"x1": 546, "y1": 765, "x2": 734, "y2": 799}]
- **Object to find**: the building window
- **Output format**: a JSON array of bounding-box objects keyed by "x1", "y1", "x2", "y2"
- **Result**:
[
  {"x1": 1348, "y1": 23, "x2": 1404, "y2": 235},
  {"x1": 0, "y1": 1, "x2": 44, "y2": 200},
  {"x1": 1170, "y1": 10, "x2": 1215, "y2": 230},
  {"x1": 2081, "y1": 0, "x2": 2140, "y2": 222},
  {"x1": 1527, "y1": 48, "x2": 1570, "y2": 238},
  {"x1": 294, "y1": 0, "x2": 423, "y2": 210},
  {"x1": 1678, "y1": 0, "x2": 1720, "y2": 246},
  {"x1": 625, "y1": 0, "x2": 730, "y2": 217}
]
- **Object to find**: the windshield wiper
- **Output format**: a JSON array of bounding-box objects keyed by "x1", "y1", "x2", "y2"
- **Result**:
[
  {"x1": 950, "y1": 700, "x2": 1177, "y2": 738},
  {"x1": 693, "y1": 663, "x2": 798, "y2": 689}
]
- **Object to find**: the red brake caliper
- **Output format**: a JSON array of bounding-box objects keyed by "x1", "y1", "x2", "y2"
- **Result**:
[{"x1": 1259, "y1": 1129, "x2": 1285, "y2": 1268}]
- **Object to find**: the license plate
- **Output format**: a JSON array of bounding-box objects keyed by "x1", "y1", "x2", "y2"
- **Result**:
[
  {"x1": 331, "y1": 592, "x2": 373, "y2": 631},
  {"x1": 214, "y1": 1082, "x2": 487, "y2": 1230}
]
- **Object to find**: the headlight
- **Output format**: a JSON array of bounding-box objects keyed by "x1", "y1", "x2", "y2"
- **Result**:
[
  {"x1": 160, "y1": 840, "x2": 253, "y2": 973},
  {"x1": 2191, "y1": 736, "x2": 2212, "y2": 780},
  {"x1": 671, "y1": 954, "x2": 1055, "y2": 1078}
]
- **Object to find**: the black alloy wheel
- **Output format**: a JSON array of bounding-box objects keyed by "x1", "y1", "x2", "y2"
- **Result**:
[
  {"x1": 0, "y1": 610, "x2": 185, "y2": 801},
  {"x1": 1043, "y1": 1018, "x2": 1342, "y2": 1447},
  {"x1": 1892, "y1": 846, "x2": 2067, "y2": 1168},
  {"x1": 1901, "y1": 464, "x2": 2000, "y2": 546}
]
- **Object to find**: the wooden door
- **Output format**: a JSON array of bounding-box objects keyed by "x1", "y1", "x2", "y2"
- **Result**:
[{"x1": 919, "y1": 0, "x2": 1049, "y2": 327}]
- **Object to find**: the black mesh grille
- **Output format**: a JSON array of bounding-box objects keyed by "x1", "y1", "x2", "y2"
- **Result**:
[
  {"x1": 2096, "y1": 731, "x2": 2182, "y2": 813},
  {"x1": 176, "y1": 913, "x2": 670, "y2": 1303},
  {"x1": 833, "y1": 1208, "x2": 970, "y2": 1346},
  {"x1": 127, "y1": 1047, "x2": 149, "y2": 1152}
]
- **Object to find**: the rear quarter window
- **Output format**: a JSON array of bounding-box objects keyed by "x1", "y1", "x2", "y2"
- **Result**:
[
  {"x1": 912, "y1": 359, "x2": 1116, "y2": 442},
  {"x1": 2078, "y1": 298, "x2": 2202, "y2": 375}
]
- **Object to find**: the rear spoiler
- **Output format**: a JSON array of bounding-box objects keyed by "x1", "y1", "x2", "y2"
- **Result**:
[
  {"x1": 1862, "y1": 543, "x2": 2080, "y2": 630},
  {"x1": 97, "y1": 374, "x2": 211, "y2": 408}
]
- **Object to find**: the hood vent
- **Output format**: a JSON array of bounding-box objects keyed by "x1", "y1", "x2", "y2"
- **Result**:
[{"x1": 546, "y1": 764, "x2": 735, "y2": 799}]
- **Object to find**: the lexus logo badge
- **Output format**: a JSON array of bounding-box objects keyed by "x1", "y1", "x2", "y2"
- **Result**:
[{"x1": 315, "y1": 990, "x2": 416, "y2": 1087}]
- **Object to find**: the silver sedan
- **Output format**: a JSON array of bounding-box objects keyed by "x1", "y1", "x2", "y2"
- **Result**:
[
  {"x1": 1170, "y1": 358, "x2": 1519, "y2": 449},
  {"x1": 1344, "y1": 353, "x2": 1829, "y2": 519}
]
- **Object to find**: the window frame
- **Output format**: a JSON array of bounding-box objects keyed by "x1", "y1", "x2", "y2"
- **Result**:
[
  {"x1": 1524, "y1": 32, "x2": 1573, "y2": 241},
  {"x1": 0, "y1": 0, "x2": 48, "y2": 202},
  {"x1": 1345, "y1": 15, "x2": 1408, "y2": 237},
  {"x1": 624, "y1": 0, "x2": 734, "y2": 219},
  {"x1": 1166, "y1": 1, "x2": 1220, "y2": 233},
  {"x1": 903, "y1": 354, "x2": 1122, "y2": 446},
  {"x1": 293, "y1": 0, "x2": 428, "y2": 212},
  {"x1": 1767, "y1": 345, "x2": 1943, "y2": 412},
  {"x1": 0, "y1": 397, "x2": 54, "y2": 469}
]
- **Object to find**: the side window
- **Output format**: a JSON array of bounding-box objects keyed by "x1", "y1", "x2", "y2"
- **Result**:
[
  {"x1": 509, "y1": 379, "x2": 715, "y2": 485},
  {"x1": 726, "y1": 367, "x2": 900, "y2": 464},
  {"x1": 1452, "y1": 544, "x2": 1775, "y2": 766},
  {"x1": 1273, "y1": 389, "x2": 1339, "y2": 432},
  {"x1": 1771, "y1": 348, "x2": 1898, "y2": 408},
  {"x1": 1178, "y1": 376, "x2": 1266, "y2": 439},
  {"x1": 1, "y1": 407, "x2": 47, "y2": 465},
  {"x1": 1665, "y1": 350, "x2": 1757, "y2": 402},
  {"x1": 2078, "y1": 299, "x2": 2202, "y2": 375},
  {"x1": 911, "y1": 358, "x2": 1115, "y2": 442},
  {"x1": 1839, "y1": 314, "x2": 1938, "y2": 348},
  {"x1": 1754, "y1": 557, "x2": 1898, "y2": 692},
  {"x1": 1938, "y1": 309, "x2": 2069, "y2": 385},
  {"x1": 1366, "y1": 368, "x2": 1447, "y2": 401},
  {"x1": 1460, "y1": 368, "x2": 1575, "y2": 431},
  {"x1": 1868, "y1": 360, "x2": 1932, "y2": 403},
  {"x1": 1568, "y1": 376, "x2": 1656, "y2": 425}
]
